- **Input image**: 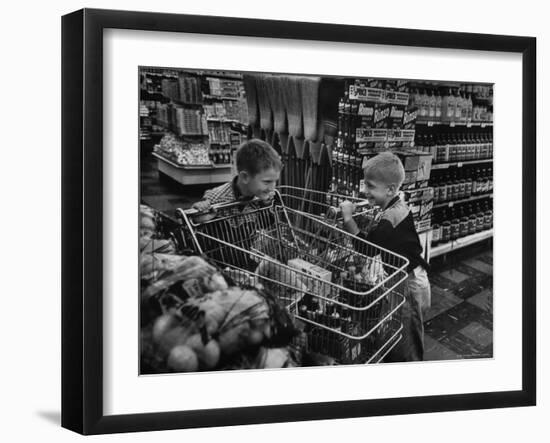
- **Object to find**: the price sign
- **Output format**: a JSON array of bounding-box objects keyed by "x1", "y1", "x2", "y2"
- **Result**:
[
  {"x1": 457, "y1": 162, "x2": 463, "y2": 167},
  {"x1": 450, "y1": 121, "x2": 456, "y2": 127}
]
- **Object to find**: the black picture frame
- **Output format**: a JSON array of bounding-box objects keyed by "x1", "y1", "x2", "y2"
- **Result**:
[{"x1": 62, "y1": 8, "x2": 536, "y2": 435}]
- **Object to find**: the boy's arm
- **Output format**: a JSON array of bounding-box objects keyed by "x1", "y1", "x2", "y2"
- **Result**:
[
  {"x1": 192, "y1": 185, "x2": 224, "y2": 211},
  {"x1": 346, "y1": 219, "x2": 395, "y2": 257}
]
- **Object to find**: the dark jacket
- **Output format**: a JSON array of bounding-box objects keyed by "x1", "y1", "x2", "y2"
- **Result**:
[{"x1": 345, "y1": 195, "x2": 429, "y2": 273}]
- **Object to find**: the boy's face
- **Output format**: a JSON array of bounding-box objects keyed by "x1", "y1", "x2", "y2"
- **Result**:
[
  {"x1": 239, "y1": 167, "x2": 281, "y2": 201},
  {"x1": 364, "y1": 172, "x2": 397, "y2": 208}
]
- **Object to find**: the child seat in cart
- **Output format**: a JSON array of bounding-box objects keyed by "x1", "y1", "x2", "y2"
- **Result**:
[{"x1": 176, "y1": 190, "x2": 409, "y2": 364}]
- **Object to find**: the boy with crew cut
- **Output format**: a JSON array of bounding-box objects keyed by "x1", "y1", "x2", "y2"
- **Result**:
[
  {"x1": 191, "y1": 139, "x2": 283, "y2": 269},
  {"x1": 193, "y1": 138, "x2": 282, "y2": 211},
  {"x1": 339, "y1": 151, "x2": 431, "y2": 362}
]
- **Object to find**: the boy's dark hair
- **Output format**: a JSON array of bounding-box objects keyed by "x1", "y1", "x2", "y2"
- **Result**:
[{"x1": 235, "y1": 139, "x2": 282, "y2": 176}]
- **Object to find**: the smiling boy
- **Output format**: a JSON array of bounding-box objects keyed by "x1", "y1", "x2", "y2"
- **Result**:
[
  {"x1": 193, "y1": 139, "x2": 282, "y2": 211},
  {"x1": 339, "y1": 151, "x2": 430, "y2": 362}
]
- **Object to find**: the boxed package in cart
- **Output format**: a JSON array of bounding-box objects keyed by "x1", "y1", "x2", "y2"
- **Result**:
[{"x1": 288, "y1": 258, "x2": 333, "y2": 302}]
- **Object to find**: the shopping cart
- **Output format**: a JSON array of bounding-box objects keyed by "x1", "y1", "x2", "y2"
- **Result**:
[{"x1": 176, "y1": 191, "x2": 408, "y2": 364}]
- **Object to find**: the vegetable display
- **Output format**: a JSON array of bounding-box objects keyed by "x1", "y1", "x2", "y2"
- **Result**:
[{"x1": 139, "y1": 203, "x2": 315, "y2": 373}]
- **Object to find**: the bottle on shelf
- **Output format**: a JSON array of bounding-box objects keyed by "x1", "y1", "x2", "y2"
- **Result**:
[
  {"x1": 466, "y1": 93, "x2": 473, "y2": 122},
  {"x1": 441, "y1": 88, "x2": 453, "y2": 123},
  {"x1": 475, "y1": 203, "x2": 485, "y2": 232},
  {"x1": 464, "y1": 168, "x2": 473, "y2": 198},
  {"x1": 454, "y1": 89, "x2": 463, "y2": 123},
  {"x1": 435, "y1": 88, "x2": 443, "y2": 121},
  {"x1": 428, "y1": 88, "x2": 436, "y2": 120},
  {"x1": 441, "y1": 220, "x2": 452, "y2": 243},
  {"x1": 432, "y1": 222, "x2": 441, "y2": 246}
]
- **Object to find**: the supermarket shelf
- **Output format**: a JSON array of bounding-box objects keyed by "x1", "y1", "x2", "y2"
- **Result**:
[
  {"x1": 154, "y1": 153, "x2": 232, "y2": 186},
  {"x1": 206, "y1": 118, "x2": 241, "y2": 123},
  {"x1": 203, "y1": 94, "x2": 241, "y2": 101},
  {"x1": 416, "y1": 120, "x2": 493, "y2": 128},
  {"x1": 153, "y1": 153, "x2": 212, "y2": 169},
  {"x1": 430, "y1": 229, "x2": 493, "y2": 259},
  {"x1": 433, "y1": 193, "x2": 493, "y2": 209},
  {"x1": 172, "y1": 99, "x2": 204, "y2": 106},
  {"x1": 431, "y1": 158, "x2": 493, "y2": 170},
  {"x1": 205, "y1": 73, "x2": 244, "y2": 80}
]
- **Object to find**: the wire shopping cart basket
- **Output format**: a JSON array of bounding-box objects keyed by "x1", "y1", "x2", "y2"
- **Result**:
[{"x1": 177, "y1": 191, "x2": 409, "y2": 364}]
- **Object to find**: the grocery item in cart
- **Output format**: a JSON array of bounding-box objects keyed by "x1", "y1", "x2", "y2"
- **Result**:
[{"x1": 288, "y1": 258, "x2": 332, "y2": 301}]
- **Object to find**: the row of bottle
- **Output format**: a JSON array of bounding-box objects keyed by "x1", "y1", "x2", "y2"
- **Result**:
[
  {"x1": 430, "y1": 167, "x2": 493, "y2": 204},
  {"x1": 409, "y1": 87, "x2": 493, "y2": 123},
  {"x1": 299, "y1": 302, "x2": 356, "y2": 334},
  {"x1": 208, "y1": 147, "x2": 232, "y2": 164},
  {"x1": 415, "y1": 131, "x2": 493, "y2": 163},
  {"x1": 432, "y1": 201, "x2": 493, "y2": 245},
  {"x1": 329, "y1": 146, "x2": 363, "y2": 199}
]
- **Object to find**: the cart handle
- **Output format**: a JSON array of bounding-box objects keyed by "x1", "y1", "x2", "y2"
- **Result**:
[{"x1": 175, "y1": 193, "x2": 280, "y2": 218}]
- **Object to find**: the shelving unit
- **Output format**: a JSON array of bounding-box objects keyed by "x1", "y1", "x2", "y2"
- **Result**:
[
  {"x1": 433, "y1": 193, "x2": 492, "y2": 209},
  {"x1": 430, "y1": 229, "x2": 493, "y2": 259},
  {"x1": 154, "y1": 153, "x2": 232, "y2": 186},
  {"x1": 140, "y1": 68, "x2": 249, "y2": 186},
  {"x1": 412, "y1": 82, "x2": 493, "y2": 262},
  {"x1": 431, "y1": 158, "x2": 493, "y2": 170},
  {"x1": 202, "y1": 94, "x2": 240, "y2": 101},
  {"x1": 416, "y1": 121, "x2": 493, "y2": 128}
]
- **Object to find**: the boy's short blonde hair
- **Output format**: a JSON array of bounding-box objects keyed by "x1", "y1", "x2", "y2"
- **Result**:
[{"x1": 364, "y1": 152, "x2": 405, "y2": 188}]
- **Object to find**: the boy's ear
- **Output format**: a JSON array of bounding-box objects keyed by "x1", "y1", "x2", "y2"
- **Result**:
[
  {"x1": 387, "y1": 183, "x2": 398, "y2": 194},
  {"x1": 238, "y1": 170, "x2": 250, "y2": 183}
]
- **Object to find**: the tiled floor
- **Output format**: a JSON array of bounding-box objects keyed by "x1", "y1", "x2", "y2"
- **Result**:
[
  {"x1": 141, "y1": 150, "x2": 493, "y2": 362},
  {"x1": 424, "y1": 248, "x2": 493, "y2": 360}
]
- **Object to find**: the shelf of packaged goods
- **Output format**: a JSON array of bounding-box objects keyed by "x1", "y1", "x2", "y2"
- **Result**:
[
  {"x1": 430, "y1": 228, "x2": 493, "y2": 259},
  {"x1": 433, "y1": 193, "x2": 493, "y2": 209},
  {"x1": 142, "y1": 71, "x2": 179, "y2": 79},
  {"x1": 153, "y1": 153, "x2": 232, "y2": 186},
  {"x1": 206, "y1": 118, "x2": 241, "y2": 123},
  {"x1": 416, "y1": 120, "x2": 493, "y2": 128},
  {"x1": 431, "y1": 158, "x2": 493, "y2": 170},
  {"x1": 202, "y1": 94, "x2": 241, "y2": 101},
  {"x1": 204, "y1": 73, "x2": 244, "y2": 80}
]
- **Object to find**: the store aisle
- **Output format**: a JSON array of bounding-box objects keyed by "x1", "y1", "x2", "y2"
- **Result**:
[
  {"x1": 424, "y1": 248, "x2": 493, "y2": 360},
  {"x1": 141, "y1": 150, "x2": 493, "y2": 363}
]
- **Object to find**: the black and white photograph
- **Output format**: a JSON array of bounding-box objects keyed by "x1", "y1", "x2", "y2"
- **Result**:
[{"x1": 139, "y1": 67, "x2": 494, "y2": 374}]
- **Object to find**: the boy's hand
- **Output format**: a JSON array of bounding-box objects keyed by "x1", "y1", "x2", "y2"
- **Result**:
[
  {"x1": 192, "y1": 200, "x2": 212, "y2": 213},
  {"x1": 339, "y1": 200, "x2": 355, "y2": 222}
]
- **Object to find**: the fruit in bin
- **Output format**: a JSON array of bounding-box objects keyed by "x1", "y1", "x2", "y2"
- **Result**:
[
  {"x1": 201, "y1": 340, "x2": 221, "y2": 369},
  {"x1": 167, "y1": 345, "x2": 199, "y2": 372},
  {"x1": 246, "y1": 328, "x2": 264, "y2": 347},
  {"x1": 250, "y1": 318, "x2": 271, "y2": 340},
  {"x1": 218, "y1": 322, "x2": 251, "y2": 355},
  {"x1": 158, "y1": 325, "x2": 194, "y2": 354},
  {"x1": 152, "y1": 313, "x2": 179, "y2": 344},
  {"x1": 186, "y1": 333, "x2": 221, "y2": 369}
]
